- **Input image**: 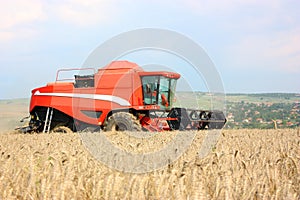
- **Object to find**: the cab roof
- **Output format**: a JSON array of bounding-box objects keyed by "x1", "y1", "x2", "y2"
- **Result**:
[{"x1": 97, "y1": 60, "x2": 180, "y2": 79}]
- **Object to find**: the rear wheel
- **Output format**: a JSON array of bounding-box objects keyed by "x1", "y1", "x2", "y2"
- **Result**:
[{"x1": 105, "y1": 112, "x2": 141, "y2": 132}]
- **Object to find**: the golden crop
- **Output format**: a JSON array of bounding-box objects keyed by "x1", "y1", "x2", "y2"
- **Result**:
[{"x1": 0, "y1": 129, "x2": 299, "y2": 199}]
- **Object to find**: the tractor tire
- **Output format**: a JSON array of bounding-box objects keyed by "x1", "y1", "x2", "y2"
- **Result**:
[
  {"x1": 52, "y1": 126, "x2": 73, "y2": 133},
  {"x1": 105, "y1": 112, "x2": 141, "y2": 132}
]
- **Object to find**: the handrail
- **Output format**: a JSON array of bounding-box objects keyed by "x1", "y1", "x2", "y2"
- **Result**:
[{"x1": 55, "y1": 68, "x2": 96, "y2": 82}]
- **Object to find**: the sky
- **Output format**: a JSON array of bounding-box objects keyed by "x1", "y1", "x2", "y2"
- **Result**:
[{"x1": 0, "y1": 0, "x2": 299, "y2": 99}]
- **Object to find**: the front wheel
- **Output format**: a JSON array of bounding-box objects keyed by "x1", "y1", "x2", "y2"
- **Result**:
[{"x1": 104, "y1": 112, "x2": 141, "y2": 132}]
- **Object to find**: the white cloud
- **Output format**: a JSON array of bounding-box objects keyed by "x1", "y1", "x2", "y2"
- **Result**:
[
  {"x1": 267, "y1": 29, "x2": 300, "y2": 73},
  {"x1": 0, "y1": 0, "x2": 45, "y2": 29},
  {"x1": 54, "y1": 0, "x2": 120, "y2": 27},
  {"x1": 0, "y1": 0, "x2": 45, "y2": 42},
  {"x1": 182, "y1": 0, "x2": 281, "y2": 15},
  {"x1": 180, "y1": 0, "x2": 300, "y2": 73},
  {"x1": 0, "y1": 29, "x2": 38, "y2": 44},
  {"x1": 223, "y1": 28, "x2": 300, "y2": 73},
  {"x1": 0, "y1": 0, "x2": 120, "y2": 42},
  {"x1": 0, "y1": 31, "x2": 14, "y2": 42}
]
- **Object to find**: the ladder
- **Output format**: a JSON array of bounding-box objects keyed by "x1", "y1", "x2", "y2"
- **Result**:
[{"x1": 43, "y1": 107, "x2": 53, "y2": 133}]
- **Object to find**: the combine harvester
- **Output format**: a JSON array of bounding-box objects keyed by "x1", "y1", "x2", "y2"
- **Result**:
[{"x1": 18, "y1": 61, "x2": 226, "y2": 133}]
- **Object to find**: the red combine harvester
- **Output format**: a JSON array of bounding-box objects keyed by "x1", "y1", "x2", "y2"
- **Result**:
[{"x1": 19, "y1": 61, "x2": 226, "y2": 133}]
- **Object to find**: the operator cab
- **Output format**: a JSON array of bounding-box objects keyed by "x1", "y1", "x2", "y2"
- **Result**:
[{"x1": 141, "y1": 75, "x2": 178, "y2": 110}]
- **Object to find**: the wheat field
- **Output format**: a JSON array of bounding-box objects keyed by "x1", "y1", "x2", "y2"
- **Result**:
[{"x1": 0, "y1": 129, "x2": 299, "y2": 199}]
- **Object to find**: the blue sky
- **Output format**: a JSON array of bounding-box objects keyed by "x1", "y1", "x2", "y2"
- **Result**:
[{"x1": 0, "y1": 0, "x2": 299, "y2": 99}]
